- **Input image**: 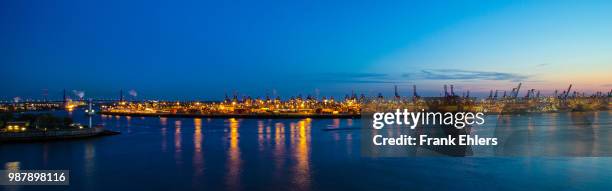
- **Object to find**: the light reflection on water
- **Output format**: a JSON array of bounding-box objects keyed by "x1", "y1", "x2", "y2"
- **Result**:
[
  {"x1": 5, "y1": 161, "x2": 20, "y2": 170},
  {"x1": 193, "y1": 118, "x2": 203, "y2": 177},
  {"x1": 4, "y1": 162, "x2": 20, "y2": 191},
  {"x1": 0, "y1": 110, "x2": 611, "y2": 190},
  {"x1": 84, "y1": 143, "x2": 96, "y2": 191},
  {"x1": 293, "y1": 119, "x2": 311, "y2": 191},
  {"x1": 226, "y1": 118, "x2": 241, "y2": 191},
  {"x1": 174, "y1": 120, "x2": 182, "y2": 166},
  {"x1": 274, "y1": 122, "x2": 286, "y2": 181},
  {"x1": 492, "y1": 111, "x2": 610, "y2": 156},
  {"x1": 257, "y1": 120, "x2": 264, "y2": 151}
]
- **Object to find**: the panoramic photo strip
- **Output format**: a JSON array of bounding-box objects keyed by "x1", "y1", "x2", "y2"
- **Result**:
[{"x1": 1, "y1": 0, "x2": 611, "y2": 191}]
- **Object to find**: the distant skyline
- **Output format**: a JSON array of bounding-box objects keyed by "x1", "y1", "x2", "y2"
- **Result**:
[{"x1": 1, "y1": 0, "x2": 611, "y2": 100}]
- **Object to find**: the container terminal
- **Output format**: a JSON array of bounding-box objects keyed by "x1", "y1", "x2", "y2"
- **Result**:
[{"x1": 1, "y1": 84, "x2": 610, "y2": 118}]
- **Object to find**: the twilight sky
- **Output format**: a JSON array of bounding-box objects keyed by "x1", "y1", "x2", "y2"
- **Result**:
[{"x1": 1, "y1": 0, "x2": 611, "y2": 100}]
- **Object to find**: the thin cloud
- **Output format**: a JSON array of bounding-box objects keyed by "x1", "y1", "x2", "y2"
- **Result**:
[
  {"x1": 305, "y1": 70, "x2": 529, "y2": 84},
  {"x1": 404, "y1": 69, "x2": 528, "y2": 82}
]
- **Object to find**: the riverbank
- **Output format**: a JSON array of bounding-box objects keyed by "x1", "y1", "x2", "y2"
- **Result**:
[
  {"x1": 0, "y1": 126, "x2": 120, "y2": 143},
  {"x1": 100, "y1": 111, "x2": 360, "y2": 119}
]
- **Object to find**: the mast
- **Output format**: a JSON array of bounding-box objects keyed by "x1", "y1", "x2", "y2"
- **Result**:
[{"x1": 86, "y1": 98, "x2": 94, "y2": 128}]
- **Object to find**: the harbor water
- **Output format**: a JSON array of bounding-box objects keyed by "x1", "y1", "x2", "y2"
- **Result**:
[{"x1": 1, "y1": 109, "x2": 611, "y2": 190}]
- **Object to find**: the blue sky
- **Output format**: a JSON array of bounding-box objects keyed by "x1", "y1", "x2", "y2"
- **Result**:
[{"x1": 1, "y1": 0, "x2": 611, "y2": 100}]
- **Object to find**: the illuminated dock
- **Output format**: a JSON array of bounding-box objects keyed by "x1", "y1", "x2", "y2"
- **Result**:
[
  {"x1": 98, "y1": 84, "x2": 610, "y2": 117},
  {"x1": 100, "y1": 94, "x2": 362, "y2": 118},
  {"x1": 3, "y1": 84, "x2": 610, "y2": 116}
]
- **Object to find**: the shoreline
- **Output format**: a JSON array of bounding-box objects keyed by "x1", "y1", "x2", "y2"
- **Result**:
[
  {"x1": 100, "y1": 110, "x2": 610, "y2": 119},
  {"x1": 100, "y1": 111, "x2": 360, "y2": 119},
  {"x1": 0, "y1": 127, "x2": 120, "y2": 143}
]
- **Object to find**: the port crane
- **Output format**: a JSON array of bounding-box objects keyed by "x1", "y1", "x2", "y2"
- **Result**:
[
  {"x1": 563, "y1": 84, "x2": 572, "y2": 100},
  {"x1": 512, "y1": 83, "x2": 522, "y2": 98}
]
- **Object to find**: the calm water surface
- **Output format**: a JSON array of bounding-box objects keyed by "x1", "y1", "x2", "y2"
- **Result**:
[{"x1": 1, "y1": 110, "x2": 611, "y2": 191}]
